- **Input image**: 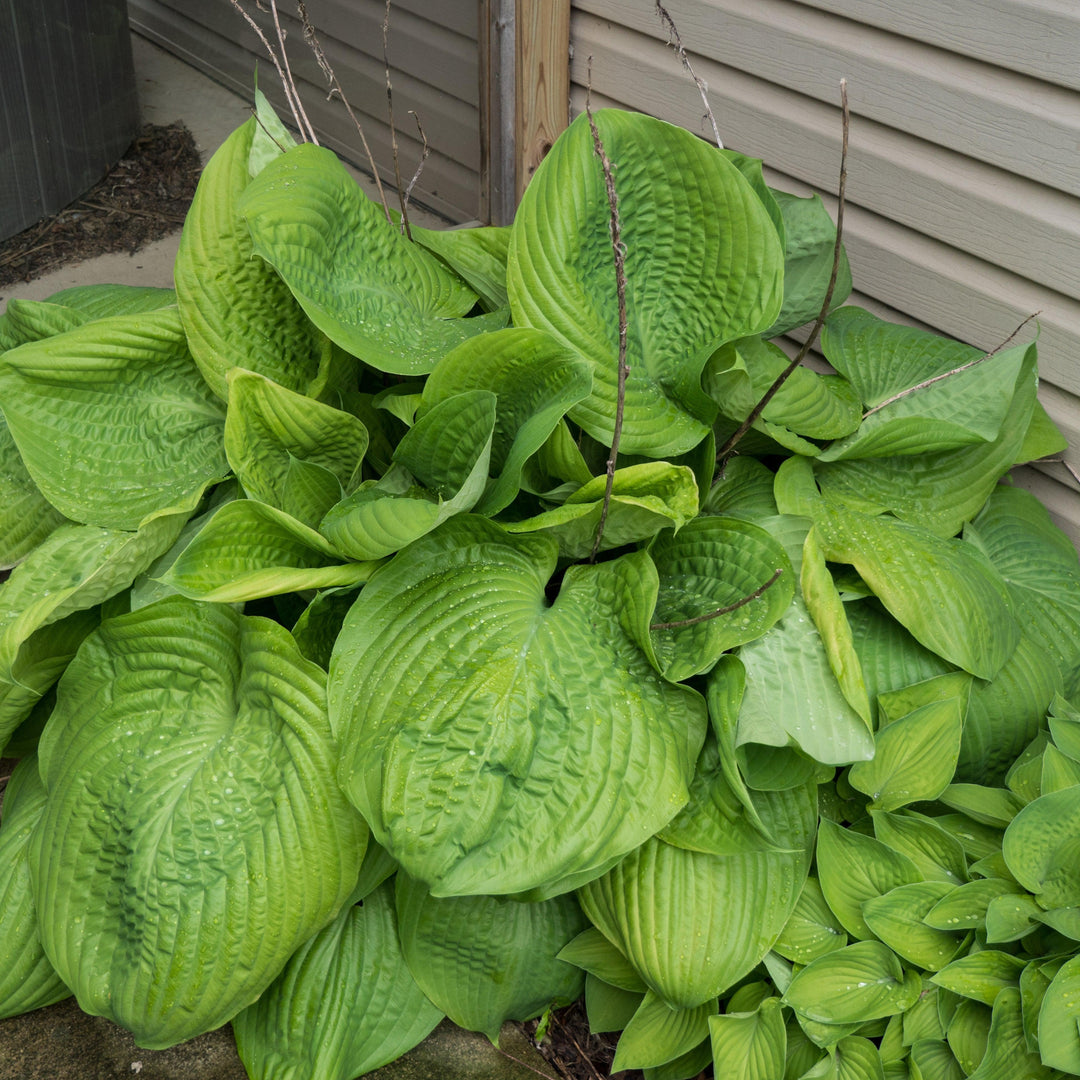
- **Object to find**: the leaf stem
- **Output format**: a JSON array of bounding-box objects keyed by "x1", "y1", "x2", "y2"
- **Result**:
[
  {"x1": 714, "y1": 78, "x2": 850, "y2": 480},
  {"x1": 586, "y1": 60, "x2": 630, "y2": 563},
  {"x1": 650, "y1": 567, "x2": 783, "y2": 631}
]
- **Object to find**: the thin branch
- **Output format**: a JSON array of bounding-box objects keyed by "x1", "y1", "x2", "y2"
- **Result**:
[
  {"x1": 227, "y1": 0, "x2": 310, "y2": 143},
  {"x1": 403, "y1": 110, "x2": 430, "y2": 211},
  {"x1": 714, "y1": 78, "x2": 850, "y2": 479},
  {"x1": 650, "y1": 567, "x2": 784, "y2": 631},
  {"x1": 295, "y1": 0, "x2": 392, "y2": 222},
  {"x1": 655, "y1": 1, "x2": 722, "y2": 149},
  {"x1": 549, "y1": 1013, "x2": 605, "y2": 1080},
  {"x1": 586, "y1": 58, "x2": 630, "y2": 563},
  {"x1": 862, "y1": 311, "x2": 1041, "y2": 418},
  {"x1": 250, "y1": 107, "x2": 290, "y2": 154},
  {"x1": 383, "y1": 0, "x2": 411, "y2": 239},
  {"x1": 268, "y1": 0, "x2": 317, "y2": 142}
]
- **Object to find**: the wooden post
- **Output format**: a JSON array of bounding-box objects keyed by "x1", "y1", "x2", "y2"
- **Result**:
[
  {"x1": 514, "y1": 0, "x2": 570, "y2": 203},
  {"x1": 479, "y1": 0, "x2": 517, "y2": 226}
]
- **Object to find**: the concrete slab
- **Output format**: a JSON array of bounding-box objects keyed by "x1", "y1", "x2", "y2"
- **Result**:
[{"x1": 1, "y1": 33, "x2": 448, "y2": 313}]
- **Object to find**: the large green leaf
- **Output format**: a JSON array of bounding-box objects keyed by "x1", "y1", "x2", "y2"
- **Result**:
[
  {"x1": 708, "y1": 997, "x2": 787, "y2": 1080},
  {"x1": 860, "y1": 882, "x2": 963, "y2": 971},
  {"x1": 966, "y1": 987, "x2": 1055, "y2": 1079},
  {"x1": 0, "y1": 417, "x2": 68, "y2": 569},
  {"x1": 412, "y1": 223, "x2": 511, "y2": 310},
  {"x1": 320, "y1": 391, "x2": 495, "y2": 561},
  {"x1": 764, "y1": 189, "x2": 852, "y2": 338},
  {"x1": 0, "y1": 309, "x2": 227, "y2": 530},
  {"x1": 239, "y1": 144, "x2": 504, "y2": 374},
  {"x1": 330, "y1": 516, "x2": 706, "y2": 897},
  {"x1": 1001, "y1": 785, "x2": 1080, "y2": 908},
  {"x1": 173, "y1": 118, "x2": 336, "y2": 400},
  {"x1": 29, "y1": 597, "x2": 367, "y2": 1048},
  {"x1": 647, "y1": 516, "x2": 793, "y2": 682},
  {"x1": 231, "y1": 882, "x2": 442, "y2": 1080},
  {"x1": 960, "y1": 486, "x2": 1080, "y2": 780},
  {"x1": 708, "y1": 334, "x2": 861, "y2": 445},
  {"x1": 577, "y1": 783, "x2": 815, "y2": 1008},
  {"x1": 612, "y1": 991, "x2": 717, "y2": 1071},
  {"x1": 395, "y1": 873, "x2": 585, "y2": 1042},
  {"x1": 791, "y1": 469, "x2": 1020, "y2": 681},
  {"x1": 0, "y1": 498, "x2": 196, "y2": 750},
  {"x1": 421, "y1": 327, "x2": 592, "y2": 515},
  {"x1": 0, "y1": 756, "x2": 70, "y2": 1019},
  {"x1": 819, "y1": 307, "x2": 1027, "y2": 461},
  {"x1": 923, "y1": 878, "x2": 1023, "y2": 933},
  {"x1": 508, "y1": 109, "x2": 784, "y2": 457},
  {"x1": 506, "y1": 461, "x2": 700, "y2": 561},
  {"x1": 558, "y1": 927, "x2": 648, "y2": 992},
  {"x1": 773, "y1": 877, "x2": 849, "y2": 965},
  {"x1": 932, "y1": 953, "x2": 1025, "y2": 1007},
  {"x1": 162, "y1": 499, "x2": 379, "y2": 603},
  {"x1": 870, "y1": 811, "x2": 968, "y2": 885},
  {"x1": 816, "y1": 817, "x2": 922, "y2": 941},
  {"x1": 1037, "y1": 954, "x2": 1080, "y2": 1074},
  {"x1": 224, "y1": 369, "x2": 369, "y2": 529},
  {"x1": 783, "y1": 941, "x2": 920, "y2": 1025},
  {"x1": 813, "y1": 345, "x2": 1037, "y2": 538},
  {"x1": 849, "y1": 697, "x2": 963, "y2": 811}
]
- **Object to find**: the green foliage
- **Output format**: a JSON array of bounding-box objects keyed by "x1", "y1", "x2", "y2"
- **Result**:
[{"x1": 2, "y1": 96, "x2": 1079, "y2": 1080}]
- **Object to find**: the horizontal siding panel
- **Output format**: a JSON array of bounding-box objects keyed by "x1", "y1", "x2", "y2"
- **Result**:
[
  {"x1": 1013, "y1": 468, "x2": 1080, "y2": 550},
  {"x1": 569, "y1": 13, "x2": 1080, "y2": 301},
  {"x1": 576, "y1": 0, "x2": 1080, "y2": 198},
  {"x1": 130, "y1": 0, "x2": 479, "y2": 221},
  {"x1": 796, "y1": 0, "x2": 1080, "y2": 93}
]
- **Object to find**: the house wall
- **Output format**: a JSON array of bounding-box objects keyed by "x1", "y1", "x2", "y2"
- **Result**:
[
  {"x1": 568, "y1": 0, "x2": 1080, "y2": 544},
  {"x1": 127, "y1": 0, "x2": 481, "y2": 222}
]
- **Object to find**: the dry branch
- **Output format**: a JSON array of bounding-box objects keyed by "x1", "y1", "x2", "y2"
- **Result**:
[
  {"x1": 383, "y1": 0, "x2": 412, "y2": 239},
  {"x1": 403, "y1": 110, "x2": 430, "y2": 212},
  {"x1": 714, "y1": 78, "x2": 850, "y2": 479},
  {"x1": 296, "y1": 0, "x2": 393, "y2": 221},
  {"x1": 586, "y1": 60, "x2": 630, "y2": 563},
  {"x1": 862, "y1": 311, "x2": 1041, "y2": 418},
  {"x1": 650, "y1": 567, "x2": 784, "y2": 631},
  {"x1": 656, "y1": 0, "x2": 722, "y2": 148}
]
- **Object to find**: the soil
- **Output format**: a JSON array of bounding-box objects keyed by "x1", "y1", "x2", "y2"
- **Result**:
[
  {"x1": 0, "y1": 122, "x2": 201, "y2": 292},
  {"x1": 523, "y1": 1004, "x2": 647, "y2": 1080}
]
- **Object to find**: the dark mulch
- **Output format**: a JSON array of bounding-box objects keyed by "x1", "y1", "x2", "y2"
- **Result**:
[
  {"x1": 522, "y1": 1002, "x2": 647, "y2": 1080},
  {"x1": 0, "y1": 122, "x2": 201, "y2": 293}
]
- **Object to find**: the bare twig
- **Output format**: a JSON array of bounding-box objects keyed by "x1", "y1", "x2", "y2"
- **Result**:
[
  {"x1": 403, "y1": 110, "x2": 430, "y2": 211},
  {"x1": 586, "y1": 59, "x2": 630, "y2": 563},
  {"x1": 296, "y1": 0, "x2": 392, "y2": 222},
  {"x1": 268, "y1": 0, "x2": 317, "y2": 142},
  {"x1": 714, "y1": 78, "x2": 850, "y2": 479},
  {"x1": 550, "y1": 1013, "x2": 605, "y2": 1080},
  {"x1": 250, "y1": 108, "x2": 290, "y2": 154},
  {"x1": 650, "y1": 567, "x2": 784, "y2": 631},
  {"x1": 383, "y1": 0, "x2": 411, "y2": 239},
  {"x1": 227, "y1": 0, "x2": 312, "y2": 143},
  {"x1": 862, "y1": 311, "x2": 1041, "y2": 418},
  {"x1": 656, "y1": 1, "x2": 722, "y2": 149}
]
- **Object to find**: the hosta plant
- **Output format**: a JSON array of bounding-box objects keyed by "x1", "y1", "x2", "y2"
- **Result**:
[{"x1": 2, "y1": 88, "x2": 1080, "y2": 1080}]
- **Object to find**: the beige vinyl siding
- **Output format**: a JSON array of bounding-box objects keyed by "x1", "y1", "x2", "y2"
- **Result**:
[
  {"x1": 128, "y1": 0, "x2": 481, "y2": 222},
  {"x1": 570, "y1": 0, "x2": 1080, "y2": 545}
]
